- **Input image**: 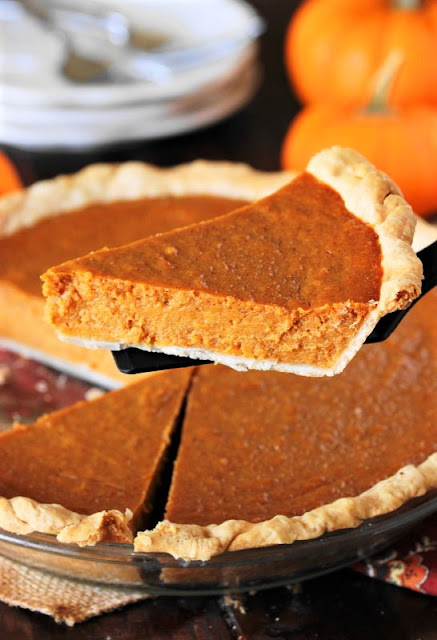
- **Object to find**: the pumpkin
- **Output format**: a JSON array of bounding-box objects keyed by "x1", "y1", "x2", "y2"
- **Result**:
[
  {"x1": 0, "y1": 152, "x2": 22, "y2": 197},
  {"x1": 285, "y1": 0, "x2": 437, "y2": 107},
  {"x1": 281, "y1": 54, "x2": 437, "y2": 217}
]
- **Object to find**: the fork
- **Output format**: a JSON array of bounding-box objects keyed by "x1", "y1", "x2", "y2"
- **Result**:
[
  {"x1": 16, "y1": 0, "x2": 174, "y2": 83},
  {"x1": 17, "y1": 0, "x2": 263, "y2": 84},
  {"x1": 112, "y1": 240, "x2": 437, "y2": 374}
]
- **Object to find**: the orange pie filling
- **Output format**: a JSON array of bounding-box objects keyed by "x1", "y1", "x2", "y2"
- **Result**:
[
  {"x1": 0, "y1": 195, "x2": 246, "y2": 385},
  {"x1": 134, "y1": 291, "x2": 437, "y2": 559},
  {"x1": 0, "y1": 195, "x2": 248, "y2": 298},
  {"x1": 0, "y1": 369, "x2": 192, "y2": 544},
  {"x1": 43, "y1": 173, "x2": 383, "y2": 371}
]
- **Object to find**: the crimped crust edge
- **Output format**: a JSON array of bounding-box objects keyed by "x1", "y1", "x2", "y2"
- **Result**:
[
  {"x1": 2, "y1": 452, "x2": 437, "y2": 557},
  {"x1": 0, "y1": 160, "x2": 295, "y2": 236},
  {"x1": 307, "y1": 147, "x2": 423, "y2": 314},
  {"x1": 134, "y1": 452, "x2": 437, "y2": 561},
  {"x1": 0, "y1": 496, "x2": 133, "y2": 546}
]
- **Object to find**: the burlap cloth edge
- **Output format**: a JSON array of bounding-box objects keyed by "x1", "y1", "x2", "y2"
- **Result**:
[{"x1": 0, "y1": 553, "x2": 149, "y2": 626}]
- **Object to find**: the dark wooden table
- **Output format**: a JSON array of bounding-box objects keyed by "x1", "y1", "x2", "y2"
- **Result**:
[{"x1": 2, "y1": 2, "x2": 437, "y2": 637}]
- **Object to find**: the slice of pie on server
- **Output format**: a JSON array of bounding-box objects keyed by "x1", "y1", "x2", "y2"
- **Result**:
[{"x1": 42, "y1": 147, "x2": 422, "y2": 377}]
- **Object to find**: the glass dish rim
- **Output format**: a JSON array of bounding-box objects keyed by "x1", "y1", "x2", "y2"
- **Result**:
[{"x1": 2, "y1": 493, "x2": 437, "y2": 570}]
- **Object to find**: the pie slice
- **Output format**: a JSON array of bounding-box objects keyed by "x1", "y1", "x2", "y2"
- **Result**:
[
  {"x1": 0, "y1": 160, "x2": 292, "y2": 387},
  {"x1": 0, "y1": 367, "x2": 192, "y2": 546},
  {"x1": 135, "y1": 287, "x2": 437, "y2": 561},
  {"x1": 42, "y1": 147, "x2": 422, "y2": 377}
]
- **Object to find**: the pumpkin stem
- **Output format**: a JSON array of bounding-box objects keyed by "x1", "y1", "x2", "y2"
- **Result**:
[
  {"x1": 366, "y1": 51, "x2": 404, "y2": 113},
  {"x1": 392, "y1": 0, "x2": 421, "y2": 9}
]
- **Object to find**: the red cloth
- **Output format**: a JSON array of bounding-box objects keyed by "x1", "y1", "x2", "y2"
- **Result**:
[{"x1": 354, "y1": 513, "x2": 437, "y2": 595}]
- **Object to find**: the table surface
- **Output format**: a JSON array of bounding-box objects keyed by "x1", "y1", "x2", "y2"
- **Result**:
[{"x1": 2, "y1": 1, "x2": 437, "y2": 637}]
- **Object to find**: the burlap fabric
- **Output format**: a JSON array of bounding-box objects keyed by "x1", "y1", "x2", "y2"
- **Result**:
[{"x1": 0, "y1": 554, "x2": 148, "y2": 626}]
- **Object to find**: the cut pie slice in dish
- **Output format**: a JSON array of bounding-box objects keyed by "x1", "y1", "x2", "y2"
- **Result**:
[
  {"x1": 135, "y1": 288, "x2": 437, "y2": 561},
  {"x1": 42, "y1": 147, "x2": 422, "y2": 377},
  {"x1": 0, "y1": 368, "x2": 192, "y2": 546}
]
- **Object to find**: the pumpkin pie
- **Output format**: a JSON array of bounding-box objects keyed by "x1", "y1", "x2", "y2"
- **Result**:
[
  {"x1": 42, "y1": 147, "x2": 422, "y2": 377},
  {"x1": 0, "y1": 367, "x2": 192, "y2": 546},
  {"x1": 0, "y1": 160, "x2": 292, "y2": 387},
  {"x1": 0, "y1": 227, "x2": 435, "y2": 558},
  {"x1": 135, "y1": 285, "x2": 437, "y2": 561}
]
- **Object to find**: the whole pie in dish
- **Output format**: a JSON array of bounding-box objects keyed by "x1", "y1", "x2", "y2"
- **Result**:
[
  {"x1": 42, "y1": 147, "x2": 422, "y2": 377},
  {"x1": 0, "y1": 272, "x2": 435, "y2": 559},
  {"x1": 0, "y1": 243, "x2": 436, "y2": 558},
  {"x1": 0, "y1": 368, "x2": 192, "y2": 545},
  {"x1": 0, "y1": 160, "x2": 292, "y2": 387}
]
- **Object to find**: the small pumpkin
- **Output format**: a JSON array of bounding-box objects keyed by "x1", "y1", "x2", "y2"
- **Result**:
[
  {"x1": 281, "y1": 54, "x2": 437, "y2": 217},
  {"x1": 285, "y1": 0, "x2": 437, "y2": 107},
  {"x1": 0, "y1": 152, "x2": 22, "y2": 197}
]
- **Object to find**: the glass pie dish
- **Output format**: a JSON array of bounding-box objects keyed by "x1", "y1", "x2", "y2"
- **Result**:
[
  {"x1": 1, "y1": 347, "x2": 437, "y2": 595},
  {"x1": 1, "y1": 494, "x2": 437, "y2": 595}
]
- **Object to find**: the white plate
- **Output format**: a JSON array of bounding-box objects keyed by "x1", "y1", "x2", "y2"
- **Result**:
[
  {"x1": 0, "y1": 62, "x2": 260, "y2": 149},
  {"x1": 2, "y1": 45, "x2": 257, "y2": 127},
  {"x1": 1, "y1": 0, "x2": 262, "y2": 107}
]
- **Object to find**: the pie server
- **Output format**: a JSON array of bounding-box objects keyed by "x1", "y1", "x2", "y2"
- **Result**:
[{"x1": 112, "y1": 240, "x2": 437, "y2": 374}]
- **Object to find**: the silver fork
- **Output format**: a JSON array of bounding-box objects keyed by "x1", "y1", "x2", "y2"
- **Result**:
[{"x1": 17, "y1": 0, "x2": 174, "y2": 83}]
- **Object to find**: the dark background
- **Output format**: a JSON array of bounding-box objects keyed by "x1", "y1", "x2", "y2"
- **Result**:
[{"x1": 2, "y1": 1, "x2": 437, "y2": 638}]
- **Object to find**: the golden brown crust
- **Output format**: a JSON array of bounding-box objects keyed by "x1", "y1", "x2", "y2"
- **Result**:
[
  {"x1": 134, "y1": 452, "x2": 437, "y2": 561},
  {"x1": 0, "y1": 160, "x2": 295, "y2": 237},
  {"x1": 0, "y1": 496, "x2": 133, "y2": 545},
  {"x1": 307, "y1": 147, "x2": 422, "y2": 314}
]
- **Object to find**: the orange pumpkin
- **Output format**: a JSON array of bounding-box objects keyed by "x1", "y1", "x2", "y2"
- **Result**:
[
  {"x1": 0, "y1": 152, "x2": 22, "y2": 196},
  {"x1": 286, "y1": 0, "x2": 437, "y2": 107},
  {"x1": 281, "y1": 101, "x2": 437, "y2": 217}
]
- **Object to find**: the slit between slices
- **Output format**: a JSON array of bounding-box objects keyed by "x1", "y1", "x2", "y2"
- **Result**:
[
  {"x1": 0, "y1": 369, "x2": 194, "y2": 544},
  {"x1": 143, "y1": 374, "x2": 195, "y2": 530}
]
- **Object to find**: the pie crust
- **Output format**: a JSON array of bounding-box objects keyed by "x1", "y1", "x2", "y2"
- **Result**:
[
  {"x1": 0, "y1": 160, "x2": 293, "y2": 387},
  {"x1": 306, "y1": 148, "x2": 421, "y2": 316},
  {"x1": 135, "y1": 454, "x2": 437, "y2": 561},
  {"x1": 0, "y1": 496, "x2": 133, "y2": 546},
  {"x1": 0, "y1": 160, "x2": 294, "y2": 236},
  {"x1": 42, "y1": 147, "x2": 422, "y2": 376}
]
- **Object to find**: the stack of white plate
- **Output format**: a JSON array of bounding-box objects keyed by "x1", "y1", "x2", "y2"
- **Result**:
[{"x1": 0, "y1": 0, "x2": 263, "y2": 150}]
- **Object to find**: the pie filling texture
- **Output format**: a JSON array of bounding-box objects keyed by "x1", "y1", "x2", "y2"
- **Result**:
[
  {"x1": 137, "y1": 289, "x2": 437, "y2": 559},
  {"x1": 165, "y1": 294, "x2": 437, "y2": 526},
  {"x1": 0, "y1": 289, "x2": 436, "y2": 558},
  {"x1": 41, "y1": 148, "x2": 421, "y2": 376},
  {"x1": 0, "y1": 195, "x2": 247, "y2": 298},
  {"x1": 0, "y1": 195, "x2": 247, "y2": 385},
  {"x1": 0, "y1": 368, "x2": 193, "y2": 545}
]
